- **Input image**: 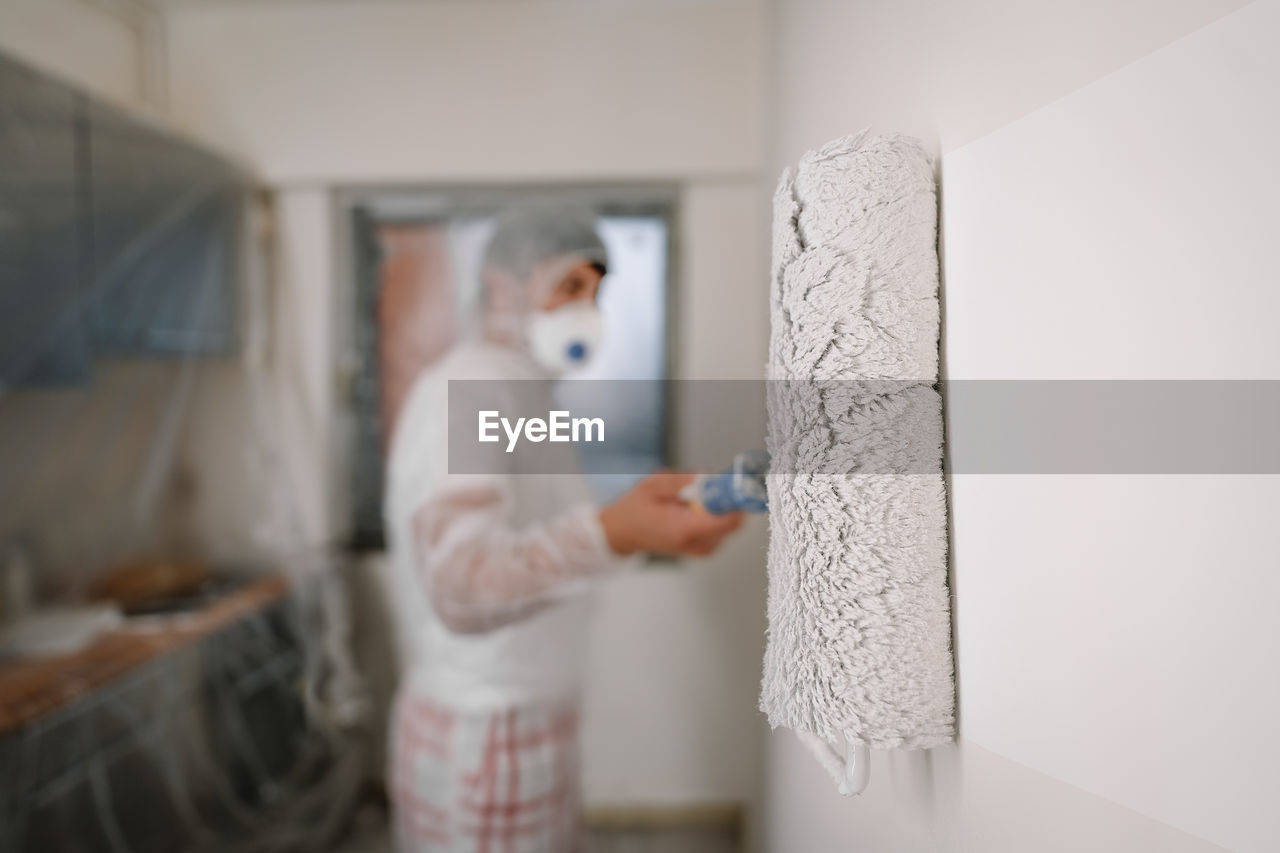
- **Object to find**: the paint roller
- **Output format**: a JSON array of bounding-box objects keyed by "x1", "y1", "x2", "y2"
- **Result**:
[
  {"x1": 678, "y1": 133, "x2": 954, "y2": 797},
  {"x1": 759, "y1": 131, "x2": 956, "y2": 795}
]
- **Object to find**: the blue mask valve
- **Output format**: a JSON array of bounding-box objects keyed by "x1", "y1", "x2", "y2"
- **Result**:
[{"x1": 566, "y1": 341, "x2": 587, "y2": 362}]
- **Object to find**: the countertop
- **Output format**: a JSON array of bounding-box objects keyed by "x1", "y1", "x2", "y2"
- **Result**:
[{"x1": 0, "y1": 574, "x2": 288, "y2": 736}]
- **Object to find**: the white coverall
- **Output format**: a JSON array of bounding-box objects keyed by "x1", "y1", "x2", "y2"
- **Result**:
[{"x1": 383, "y1": 337, "x2": 624, "y2": 852}]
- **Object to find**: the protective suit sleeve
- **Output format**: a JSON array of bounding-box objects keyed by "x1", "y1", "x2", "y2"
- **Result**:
[{"x1": 409, "y1": 477, "x2": 619, "y2": 634}]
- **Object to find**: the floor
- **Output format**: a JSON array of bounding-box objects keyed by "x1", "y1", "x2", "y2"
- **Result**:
[
  {"x1": 586, "y1": 827, "x2": 739, "y2": 852},
  {"x1": 335, "y1": 822, "x2": 739, "y2": 853}
]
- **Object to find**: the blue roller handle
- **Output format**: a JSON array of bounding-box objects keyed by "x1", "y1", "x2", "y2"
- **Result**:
[{"x1": 684, "y1": 450, "x2": 770, "y2": 514}]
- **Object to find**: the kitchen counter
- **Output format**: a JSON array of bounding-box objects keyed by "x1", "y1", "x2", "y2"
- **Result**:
[{"x1": 0, "y1": 574, "x2": 288, "y2": 735}]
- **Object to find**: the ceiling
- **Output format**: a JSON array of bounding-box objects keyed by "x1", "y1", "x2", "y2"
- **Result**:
[{"x1": 149, "y1": 0, "x2": 593, "y2": 5}]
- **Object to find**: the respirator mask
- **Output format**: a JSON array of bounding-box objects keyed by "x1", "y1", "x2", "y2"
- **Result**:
[{"x1": 526, "y1": 302, "x2": 604, "y2": 375}]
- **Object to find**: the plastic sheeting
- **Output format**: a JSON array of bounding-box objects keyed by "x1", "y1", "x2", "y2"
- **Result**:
[{"x1": 1, "y1": 53, "x2": 366, "y2": 851}]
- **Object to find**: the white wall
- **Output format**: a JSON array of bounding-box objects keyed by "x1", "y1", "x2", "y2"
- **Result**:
[
  {"x1": 0, "y1": 0, "x2": 149, "y2": 110},
  {"x1": 943, "y1": 3, "x2": 1280, "y2": 850},
  {"x1": 164, "y1": 0, "x2": 773, "y2": 823},
  {"x1": 766, "y1": 735, "x2": 1230, "y2": 853},
  {"x1": 582, "y1": 182, "x2": 770, "y2": 806},
  {"x1": 771, "y1": 0, "x2": 1250, "y2": 163},
  {"x1": 767, "y1": 1, "x2": 1278, "y2": 851},
  {"x1": 167, "y1": 0, "x2": 766, "y2": 183}
]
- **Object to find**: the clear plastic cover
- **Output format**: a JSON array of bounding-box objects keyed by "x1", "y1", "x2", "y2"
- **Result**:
[{"x1": 1, "y1": 54, "x2": 366, "y2": 851}]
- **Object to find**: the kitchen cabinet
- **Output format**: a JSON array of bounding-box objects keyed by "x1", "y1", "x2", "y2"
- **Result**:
[
  {"x1": 0, "y1": 53, "x2": 246, "y2": 389},
  {"x1": 86, "y1": 102, "x2": 243, "y2": 357},
  {"x1": 0, "y1": 55, "x2": 89, "y2": 387}
]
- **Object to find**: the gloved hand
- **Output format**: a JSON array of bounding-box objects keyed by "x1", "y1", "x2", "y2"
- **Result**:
[{"x1": 598, "y1": 471, "x2": 744, "y2": 557}]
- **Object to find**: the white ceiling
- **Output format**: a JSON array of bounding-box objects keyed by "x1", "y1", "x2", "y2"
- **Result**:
[
  {"x1": 150, "y1": 0, "x2": 608, "y2": 5},
  {"x1": 148, "y1": 0, "x2": 725, "y2": 7}
]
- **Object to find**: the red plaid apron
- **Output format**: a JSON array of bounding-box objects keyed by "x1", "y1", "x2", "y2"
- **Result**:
[{"x1": 389, "y1": 690, "x2": 583, "y2": 852}]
